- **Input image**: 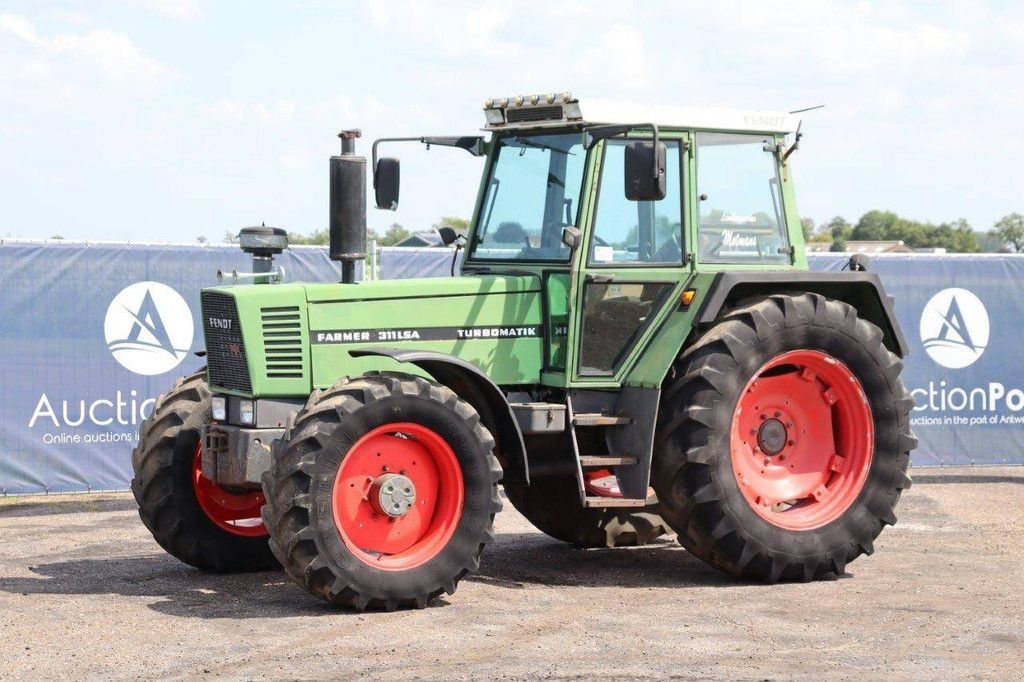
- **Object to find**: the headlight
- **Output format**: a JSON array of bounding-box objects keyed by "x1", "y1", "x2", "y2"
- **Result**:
[
  {"x1": 211, "y1": 396, "x2": 226, "y2": 421},
  {"x1": 238, "y1": 399, "x2": 255, "y2": 425}
]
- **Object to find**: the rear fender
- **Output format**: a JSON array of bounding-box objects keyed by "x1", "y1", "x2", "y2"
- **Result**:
[
  {"x1": 349, "y1": 347, "x2": 529, "y2": 485},
  {"x1": 694, "y1": 272, "x2": 910, "y2": 357}
]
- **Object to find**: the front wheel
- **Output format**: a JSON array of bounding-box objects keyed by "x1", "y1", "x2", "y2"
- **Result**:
[
  {"x1": 652, "y1": 293, "x2": 914, "y2": 582},
  {"x1": 131, "y1": 371, "x2": 276, "y2": 572},
  {"x1": 262, "y1": 372, "x2": 502, "y2": 610}
]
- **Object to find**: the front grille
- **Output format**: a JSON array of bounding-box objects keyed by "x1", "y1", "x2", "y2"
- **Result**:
[
  {"x1": 201, "y1": 292, "x2": 252, "y2": 393},
  {"x1": 505, "y1": 105, "x2": 563, "y2": 123},
  {"x1": 261, "y1": 306, "x2": 303, "y2": 379}
]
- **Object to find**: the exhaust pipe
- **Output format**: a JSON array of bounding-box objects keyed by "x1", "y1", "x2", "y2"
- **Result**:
[{"x1": 329, "y1": 129, "x2": 367, "y2": 284}]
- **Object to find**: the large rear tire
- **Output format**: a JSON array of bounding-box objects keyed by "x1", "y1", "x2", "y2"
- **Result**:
[
  {"x1": 504, "y1": 475, "x2": 669, "y2": 548},
  {"x1": 262, "y1": 372, "x2": 502, "y2": 611},
  {"x1": 131, "y1": 370, "x2": 276, "y2": 572},
  {"x1": 652, "y1": 293, "x2": 914, "y2": 582}
]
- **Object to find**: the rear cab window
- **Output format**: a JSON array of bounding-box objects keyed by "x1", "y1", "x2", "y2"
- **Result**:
[{"x1": 695, "y1": 132, "x2": 790, "y2": 264}]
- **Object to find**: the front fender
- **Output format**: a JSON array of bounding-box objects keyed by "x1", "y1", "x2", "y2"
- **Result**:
[{"x1": 349, "y1": 347, "x2": 529, "y2": 485}]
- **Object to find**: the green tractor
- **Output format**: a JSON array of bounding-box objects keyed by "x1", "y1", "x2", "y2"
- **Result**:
[{"x1": 132, "y1": 93, "x2": 914, "y2": 610}]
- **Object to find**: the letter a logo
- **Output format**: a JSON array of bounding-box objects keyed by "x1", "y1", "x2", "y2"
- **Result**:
[
  {"x1": 920, "y1": 288, "x2": 989, "y2": 369},
  {"x1": 105, "y1": 282, "x2": 194, "y2": 375}
]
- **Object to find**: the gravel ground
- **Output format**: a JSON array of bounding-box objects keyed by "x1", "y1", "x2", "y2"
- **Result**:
[{"x1": 0, "y1": 467, "x2": 1021, "y2": 680}]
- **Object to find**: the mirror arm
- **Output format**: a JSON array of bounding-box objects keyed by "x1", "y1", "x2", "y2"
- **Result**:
[
  {"x1": 371, "y1": 136, "x2": 486, "y2": 173},
  {"x1": 582, "y1": 122, "x2": 659, "y2": 178}
]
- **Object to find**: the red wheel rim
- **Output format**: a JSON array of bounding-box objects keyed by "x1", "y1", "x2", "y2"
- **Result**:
[
  {"x1": 730, "y1": 349, "x2": 873, "y2": 531},
  {"x1": 332, "y1": 423, "x2": 464, "y2": 571},
  {"x1": 192, "y1": 444, "x2": 268, "y2": 537}
]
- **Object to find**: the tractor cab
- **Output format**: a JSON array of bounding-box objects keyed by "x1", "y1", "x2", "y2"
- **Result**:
[{"x1": 372, "y1": 94, "x2": 804, "y2": 386}]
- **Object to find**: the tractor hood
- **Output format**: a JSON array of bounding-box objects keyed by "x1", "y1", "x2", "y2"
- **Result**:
[{"x1": 200, "y1": 274, "x2": 545, "y2": 397}]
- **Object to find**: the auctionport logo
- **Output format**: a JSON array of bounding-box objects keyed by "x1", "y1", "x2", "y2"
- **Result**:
[
  {"x1": 104, "y1": 281, "x2": 194, "y2": 375},
  {"x1": 919, "y1": 288, "x2": 989, "y2": 369}
]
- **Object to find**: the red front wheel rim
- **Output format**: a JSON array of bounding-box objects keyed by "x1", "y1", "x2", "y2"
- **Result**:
[
  {"x1": 192, "y1": 444, "x2": 268, "y2": 537},
  {"x1": 332, "y1": 422, "x2": 464, "y2": 571},
  {"x1": 730, "y1": 349, "x2": 874, "y2": 531}
]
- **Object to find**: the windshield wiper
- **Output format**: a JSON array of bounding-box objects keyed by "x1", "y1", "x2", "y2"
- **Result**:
[{"x1": 511, "y1": 137, "x2": 575, "y2": 155}]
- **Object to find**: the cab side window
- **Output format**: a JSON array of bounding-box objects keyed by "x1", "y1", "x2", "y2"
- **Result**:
[
  {"x1": 589, "y1": 140, "x2": 683, "y2": 266},
  {"x1": 696, "y1": 132, "x2": 790, "y2": 264}
]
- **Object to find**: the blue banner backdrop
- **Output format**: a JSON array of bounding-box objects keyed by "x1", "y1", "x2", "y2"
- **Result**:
[
  {"x1": 0, "y1": 243, "x2": 1020, "y2": 494},
  {"x1": 0, "y1": 241, "x2": 347, "y2": 494}
]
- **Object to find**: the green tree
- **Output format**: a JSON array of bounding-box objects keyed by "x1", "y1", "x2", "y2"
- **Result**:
[
  {"x1": 196, "y1": 236, "x2": 208, "y2": 244},
  {"x1": 287, "y1": 228, "x2": 329, "y2": 245},
  {"x1": 829, "y1": 236, "x2": 846, "y2": 252},
  {"x1": 976, "y1": 230, "x2": 1008, "y2": 253},
  {"x1": 800, "y1": 217, "x2": 814, "y2": 241},
  {"x1": 433, "y1": 216, "x2": 469, "y2": 231},
  {"x1": 378, "y1": 223, "x2": 411, "y2": 246},
  {"x1": 851, "y1": 210, "x2": 899, "y2": 241},
  {"x1": 994, "y1": 213, "x2": 1024, "y2": 252},
  {"x1": 828, "y1": 216, "x2": 853, "y2": 241},
  {"x1": 50, "y1": 234, "x2": 64, "y2": 240}
]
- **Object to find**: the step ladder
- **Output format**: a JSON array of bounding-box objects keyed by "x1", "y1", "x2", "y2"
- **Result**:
[{"x1": 567, "y1": 396, "x2": 654, "y2": 509}]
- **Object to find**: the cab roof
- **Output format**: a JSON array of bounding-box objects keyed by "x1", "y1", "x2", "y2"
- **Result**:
[{"x1": 482, "y1": 94, "x2": 800, "y2": 135}]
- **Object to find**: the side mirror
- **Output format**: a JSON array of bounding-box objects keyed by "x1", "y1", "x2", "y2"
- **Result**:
[
  {"x1": 561, "y1": 226, "x2": 582, "y2": 251},
  {"x1": 437, "y1": 226, "x2": 465, "y2": 246},
  {"x1": 624, "y1": 141, "x2": 666, "y2": 201},
  {"x1": 374, "y1": 157, "x2": 400, "y2": 210}
]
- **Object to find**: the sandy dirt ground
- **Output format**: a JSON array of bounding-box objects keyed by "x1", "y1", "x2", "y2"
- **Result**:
[{"x1": 0, "y1": 467, "x2": 1021, "y2": 680}]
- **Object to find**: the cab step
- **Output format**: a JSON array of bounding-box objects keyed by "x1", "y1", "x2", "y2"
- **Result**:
[
  {"x1": 572, "y1": 412, "x2": 632, "y2": 427},
  {"x1": 579, "y1": 455, "x2": 638, "y2": 467},
  {"x1": 583, "y1": 495, "x2": 654, "y2": 508}
]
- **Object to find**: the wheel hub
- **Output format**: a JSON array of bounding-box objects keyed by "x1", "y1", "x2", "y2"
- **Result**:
[
  {"x1": 756, "y1": 418, "x2": 788, "y2": 456},
  {"x1": 370, "y1": 473, "x2": 416, "y2": 518},
  {"x1": 730, "y1": 349, "x2": 874, "y2": 531}
]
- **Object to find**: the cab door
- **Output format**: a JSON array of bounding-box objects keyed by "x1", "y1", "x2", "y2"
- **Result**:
[{"x1": 567, "y1": 134, "x2": 692, "y2": 386}]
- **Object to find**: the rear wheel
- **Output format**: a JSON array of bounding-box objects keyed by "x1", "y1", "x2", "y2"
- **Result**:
[
  {"x1": 653, "y1": 293, "x2": 914, "y2": 582},
  {"x1": 262, "y1": 372, "x2": 502, "y2": 610},
  {"x1": 504, "y1": 474, "x2": 669, "y2": 548},
  {"x1": 131, "y1": 370, "x2": 276, "y2": 572}
]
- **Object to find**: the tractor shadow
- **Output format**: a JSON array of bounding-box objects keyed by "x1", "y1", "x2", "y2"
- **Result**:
[
  {"x1": 0, "y1": 533, "x2": 741, "y2": 620},
  {"x1": 0, "y1": 555, "x2": 360, "y2": 619},
  {"x1": 469, "y1": 531, "x2": 739, "y2": 590}
]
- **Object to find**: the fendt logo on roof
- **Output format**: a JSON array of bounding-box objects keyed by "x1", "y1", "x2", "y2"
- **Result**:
[
  {"x1": 104, "y1": 281, "x2": 194, "y2": 376},
  {"x1": 919, "y1": 288, "x2": 989, "y2": 369}
]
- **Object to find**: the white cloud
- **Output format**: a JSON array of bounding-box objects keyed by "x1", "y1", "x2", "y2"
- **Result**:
[
  {"x1": 579, "y1": 24, "x2": 649, "y2": 89},
  {"x1": 124, "y1": 0, "x2": 202, "y2": 20},
  {"x1": 277, "y1": 148, "x2": 311, "y2": 171},
  {"x1": 0, "y1": 13, "x2": 170, "y2": 88},
  {"x1": 200, "y1": 99, "x2": 298, "y2": 123},
  {"x1": 0, "y1": 14, "x2": 40, "y2": 44}
]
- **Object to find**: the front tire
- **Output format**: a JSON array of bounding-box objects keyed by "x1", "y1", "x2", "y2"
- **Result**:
[
  {"x1": 262, "y1": 372, "x2": 502, "y2": 611},
  {"x1": 131, "y1": 370, "x2": 276, "y2": 572},
  {"x1": 653, "y1": 293, "x2": 914, "y2": 582}
]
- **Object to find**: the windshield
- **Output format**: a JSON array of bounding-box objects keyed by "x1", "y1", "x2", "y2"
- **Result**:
[{"x1": 467, "y1": 132, "x2": 586, "y2": 262}]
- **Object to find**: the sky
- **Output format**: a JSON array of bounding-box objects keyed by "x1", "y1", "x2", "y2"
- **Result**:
[{"x1": 1, "y1": 0, "x2": 1022, "y2": 243}]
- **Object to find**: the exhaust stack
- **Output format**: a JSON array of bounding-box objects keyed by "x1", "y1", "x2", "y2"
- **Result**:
[{"x1": 329, "y1": 129, "x2": 367, "y2": 284}]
